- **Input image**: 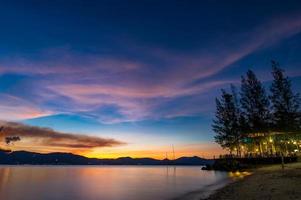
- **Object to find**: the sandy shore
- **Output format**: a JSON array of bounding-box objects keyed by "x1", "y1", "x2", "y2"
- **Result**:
[{"x1": 204, "y1": 162, "x2": 301, "y2": 200}]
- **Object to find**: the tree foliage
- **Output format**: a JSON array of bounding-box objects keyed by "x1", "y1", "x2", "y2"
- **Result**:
[
  {"x1": 240, "y1": 70, "x2": 270, "y2": 134},
  {"x1": 212, "y1": 61, "x2": 301, "y2": 154},
  {"x1": 212, "y1": 89, "x2": 241, "y2": 152},
  {"x1": 269, "y1": 61, "x2": 301, "y2": 132}
]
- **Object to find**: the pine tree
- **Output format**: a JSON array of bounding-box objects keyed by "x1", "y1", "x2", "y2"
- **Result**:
[
  {"x1": 240, "y1": 70, "x2": 270, "y2": 134},
  {"x1": 269, "y1": 61, "x2": 301, "y2": 132},
  {"x1": 212, "y1": 89, "x2": 241, "y2": 155}
]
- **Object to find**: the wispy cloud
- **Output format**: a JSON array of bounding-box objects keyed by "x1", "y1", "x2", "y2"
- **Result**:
[
  {"x1": 0, "y1": 121, "x2": 125, "y2": 153},
  {"x1": 45, "y1": 80, "x2": 230, "y2": 123},
  {"x1": 1, "y1": 12, "x2": 301, "y2": 123},
  {"x1": 0, "y1": 94, "x2": 51, "y2": 121},
  {"x1": 0, "y1": 48, "x2": 142, "y2": 76}
]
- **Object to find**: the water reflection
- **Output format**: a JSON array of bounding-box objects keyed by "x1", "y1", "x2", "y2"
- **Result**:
[
  {"x1": 228, "y1": 171, "x2": 252, "y2": 179},
  {"x1": 0, "y1": 166, "x2": 230, "y2": 200}
]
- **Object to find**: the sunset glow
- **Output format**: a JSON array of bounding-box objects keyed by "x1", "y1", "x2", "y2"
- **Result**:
[{"x1": 0, "y1": 1, "x2": 301, "y2": 159}]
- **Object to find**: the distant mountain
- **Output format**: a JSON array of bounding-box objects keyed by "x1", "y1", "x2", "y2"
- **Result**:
[{"x1": 0, "y1": 149, "x2": 212, "y2": 165}]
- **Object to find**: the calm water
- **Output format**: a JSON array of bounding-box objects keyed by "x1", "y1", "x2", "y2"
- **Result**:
[{"x1": 0, "y1": 166, "x2": 231, "y2": 200}]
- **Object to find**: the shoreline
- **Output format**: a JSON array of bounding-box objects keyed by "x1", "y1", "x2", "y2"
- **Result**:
[
  {"x1": 177, "y1": 162, "x2": 301, "y2": 200},
  {"x1": 172, "y1": 179, "x2": 234, "y2": 200},
  {"x1": 204, "y1": 162, "x2": 301, "y2": 200},
  {"x1": 175, "y1": 170, "x2": 250, "y2": 200}
]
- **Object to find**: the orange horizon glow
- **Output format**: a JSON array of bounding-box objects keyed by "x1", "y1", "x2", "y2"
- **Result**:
[
  {"x1": 84, "y1": 144, "x2": 226, "y2": 159},
  {"x1": 1, "y1": 142, "x2": 226, "y2": 160}
]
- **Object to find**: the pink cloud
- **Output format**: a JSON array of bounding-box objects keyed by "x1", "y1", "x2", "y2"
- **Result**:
[
  {"x1": 0, "y1": 94, "x2": 52, "y2": 121},
  {"x1": 157, "y1": 12, "x2": 301, "y2": 84},
  {"x1": 0, "y1": 47, "x2": 142, "y2": 76},
  {"x1": 45, "y1": 80, "x2": 231, "y2": 122},
  {"x1": 48, "y1": 80, "x2": 230, "y2": 99},
  {"x1": 1, "y1": 12, "x2": 301, "y2": 122},
  {"x1": 2, "y1": 12, "x2": 301, "y2": 83}
]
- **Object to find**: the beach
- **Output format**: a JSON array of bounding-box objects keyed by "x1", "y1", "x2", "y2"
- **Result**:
[{"x1": 204, "y1": 162, "x2": 301, "y2": 200}]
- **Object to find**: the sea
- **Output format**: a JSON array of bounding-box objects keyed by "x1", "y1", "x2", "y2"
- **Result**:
[{"x1": 0, "y1": 166, "x2": 233, "y2": 200}]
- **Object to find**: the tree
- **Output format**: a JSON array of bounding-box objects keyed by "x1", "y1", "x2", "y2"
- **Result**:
[
  {"x1": 212, "y1": 88, "x2": 241, "y2": 155},
  {"x1": 269, "y1": 61, "x2": 301, "y2": 132},
  {"x1": 240, "y1": 70, "x2": 270, "y2": 134}
]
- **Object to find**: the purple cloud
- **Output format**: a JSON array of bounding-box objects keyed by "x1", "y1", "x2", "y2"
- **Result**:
[{"x1": 0, "y1": 12, "x2": 301, "y2": 123}]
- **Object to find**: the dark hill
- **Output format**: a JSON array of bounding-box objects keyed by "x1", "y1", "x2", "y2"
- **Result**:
[{"x1": 0, "y1": 149, "x2": 212, "y2": 165}]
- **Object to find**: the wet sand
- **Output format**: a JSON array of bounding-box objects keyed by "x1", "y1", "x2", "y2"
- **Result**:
[
  {"x1": 205, "y1": 162, "x2": 301, "y2": 200},
  {"x1": 173, "y1": 179, "x2": 233, "y2": 200}
]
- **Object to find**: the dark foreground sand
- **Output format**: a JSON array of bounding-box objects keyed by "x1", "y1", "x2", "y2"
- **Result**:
[{"x1": 205, "y1": 162, "x2": 301, "y2": 200}]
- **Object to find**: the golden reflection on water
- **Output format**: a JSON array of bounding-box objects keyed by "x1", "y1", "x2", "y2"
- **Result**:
[
  {"x1": 0, "y1": 167, "x2": 10, "y2": 191},
  {"x1": 228, "y1": 171, "x2": 252, "y2": 179},
  {"x1": 0, "y1": 166, "x2": 231, "y2": 200}
]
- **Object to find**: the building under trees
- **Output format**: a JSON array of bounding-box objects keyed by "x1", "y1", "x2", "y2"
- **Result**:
[{"x1": 213, "y1": 61, "x2": 301, "y2": 157}]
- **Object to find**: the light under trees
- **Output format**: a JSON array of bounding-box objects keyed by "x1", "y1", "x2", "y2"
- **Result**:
[{"x1": 213, "y1": 61, "x2": 301, "y2": 157}]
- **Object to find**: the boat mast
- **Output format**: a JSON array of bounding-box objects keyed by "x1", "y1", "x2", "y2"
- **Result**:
[{"x1": 172, "y1": 144, "x2": 175, "y2": 160}]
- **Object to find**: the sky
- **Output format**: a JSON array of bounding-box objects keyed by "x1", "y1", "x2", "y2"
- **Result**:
[{"x1": 0, "y1": 0, "x2": 301, "y2": 159}]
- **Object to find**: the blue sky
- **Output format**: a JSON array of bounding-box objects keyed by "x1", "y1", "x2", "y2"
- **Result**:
[{"x1": 0, "y1": 0, "x2": 301, "y2": 158}]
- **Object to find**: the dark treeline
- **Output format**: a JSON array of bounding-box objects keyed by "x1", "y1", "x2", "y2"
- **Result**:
[{"x1": 212, "y1": 61, "x2": 301, "y2": 157}]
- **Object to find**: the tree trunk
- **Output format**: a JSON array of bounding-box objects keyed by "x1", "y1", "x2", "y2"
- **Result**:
[{"x1": 281, "y1": 152, "x2": 284, "y2": 170}]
